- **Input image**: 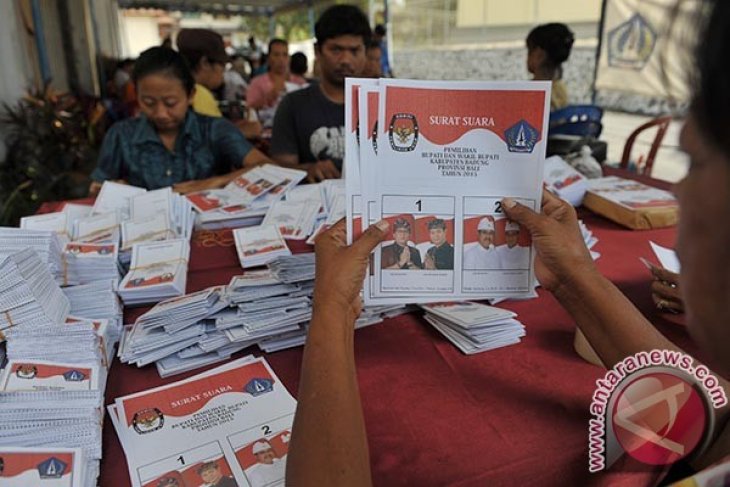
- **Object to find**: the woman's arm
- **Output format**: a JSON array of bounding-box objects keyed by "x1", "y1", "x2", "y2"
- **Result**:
[{"x1": 286, "y1": 219, "x2": 387, "y2": 487}]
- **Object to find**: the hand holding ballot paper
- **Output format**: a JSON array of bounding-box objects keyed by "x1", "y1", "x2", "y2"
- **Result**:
[{"x1": 345, "y1": 78, "x2": 551, "y2": 304}]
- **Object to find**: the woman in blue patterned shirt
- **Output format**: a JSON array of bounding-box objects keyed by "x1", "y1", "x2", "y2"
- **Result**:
[{"x1": 89, "y1": 47, "x2": 271, "y2": 194}]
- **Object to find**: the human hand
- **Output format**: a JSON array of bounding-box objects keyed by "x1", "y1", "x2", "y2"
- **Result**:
[
  {"x1": 313, "y1": 219, "x2": 388, "y2": 321},
  {"x1": 649, "y1": 265, "x2": 684, "y2": 313},
  {"x1": 306, "y1": 160, "x2": 341, "y2": 182},
  {"x1": 502, "y1": 189, "x2": 597, "y2": 292},
  {"x1": 398, "y1": 246, "x2": 411, "y2": 267},
  {"x1": 424, "y1": 253, "x2": 435, "y2": 270}
]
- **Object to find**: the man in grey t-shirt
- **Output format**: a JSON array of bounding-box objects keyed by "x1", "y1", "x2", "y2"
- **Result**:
[{"x1": 270, "y1": 5, "x2": 371, "y2": 182}]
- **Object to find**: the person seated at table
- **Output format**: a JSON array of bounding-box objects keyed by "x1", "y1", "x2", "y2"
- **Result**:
[
  {"x1": 247, "y1": 39, "x2": 304, "y2": 128},
  {"x1": 176, "y1": 29, "x2": 228, "y2": 118},
  {"x1": 381, "y1": 218, "x2": 421, "y2": 270},
  {"x1": 362, "y1": 40, "x2": 383, "y2": 78},
  {"x1": 270, "y1": 5, "x2": 371, "y2": 183},
  {"x1": 88, "y1": 47, "x2": 271, "y2": 195},
  {"x1": 526, "y1": 23, "x2": 574, "y2": 111},
  {"x1": 286, "y1": 1, "x2": 730, "y2": 483}
]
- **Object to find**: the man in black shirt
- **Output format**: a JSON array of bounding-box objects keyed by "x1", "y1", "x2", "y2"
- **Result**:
[
  {"x1": 270, "y1": 5, "x2": 371, "y2": 182},
  {"x1": 424, "y1": 218, "x2": 454, "y2": 270}
]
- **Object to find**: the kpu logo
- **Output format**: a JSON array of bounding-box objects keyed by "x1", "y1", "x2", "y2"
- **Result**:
[
  {"x1": 389, "y1": 113, "x2": 418, "y2": 152},
  {"x1": 132, "y1": 407, "x2": 165, "y2": 434}
]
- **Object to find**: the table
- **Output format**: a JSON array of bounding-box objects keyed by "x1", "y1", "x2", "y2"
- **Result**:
[{"x1": 44, "y1": 173, "x2": 707, "y2": 486}]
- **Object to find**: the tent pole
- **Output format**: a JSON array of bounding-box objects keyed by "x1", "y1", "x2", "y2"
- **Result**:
[
  {"x1": 30, "y1": 0, "x2": 51, "y2": 84},
  {"x1": 592, "y1": 0, "x2": 609, "y2": 105}
]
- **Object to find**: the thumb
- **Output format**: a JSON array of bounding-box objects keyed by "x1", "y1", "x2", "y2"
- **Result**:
[
  {"x1": 351, "y1": 220, "x2": 388, "y2": 256},
  {"x1": 502, "y1": 197, "x2": 542, "y2": 233}
]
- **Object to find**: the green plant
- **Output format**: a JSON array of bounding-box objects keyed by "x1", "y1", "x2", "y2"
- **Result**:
[{"x1": 0, "y1": 84, "x2": 104, "y2": 226}]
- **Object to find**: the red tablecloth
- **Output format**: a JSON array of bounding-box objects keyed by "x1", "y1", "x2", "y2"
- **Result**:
[{"x1": 41, "y1": 173, "x2": 706, "y2": 486}]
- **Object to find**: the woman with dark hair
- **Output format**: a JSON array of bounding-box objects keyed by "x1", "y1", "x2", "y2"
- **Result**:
[
  {"x1": 526, "y1": 23, "x2": 575, "y2": 110},
  {"x1": 89, "y1": 47, "x2": 271, "y2": 194},
  {"x1": 287, "y1": 1, "x2": 730, "y2": 485}
]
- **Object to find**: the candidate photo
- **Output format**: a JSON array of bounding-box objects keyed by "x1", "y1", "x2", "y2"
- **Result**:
[
  {"x1": 421, "y1": 218, "x2": 454, "y2": 270},
  {"x1": 380, "y1": 217, "x2": 422, "y2": 270},
  {"x1": 463, "y1": 216, "x2": 502, "y2": 270},
  {"x1": 495, "y1": 220, "x2": 530, "y2": 269},
  {"x1": 244, "y1": 439, "x2": 287, "y2": 487}
]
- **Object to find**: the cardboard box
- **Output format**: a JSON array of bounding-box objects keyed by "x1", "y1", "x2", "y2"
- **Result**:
[{"x1": 584, "y1": 176, "x2": 678, "y2": 230}]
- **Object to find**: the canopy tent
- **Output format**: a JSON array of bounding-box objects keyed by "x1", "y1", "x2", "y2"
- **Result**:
[{"x1": 117, "y1": 0, "x2": 330, "y2": 16}]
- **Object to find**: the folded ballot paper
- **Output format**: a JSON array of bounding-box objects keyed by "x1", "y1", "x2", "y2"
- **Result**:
[
  {"x1": 421, "y1": 301, "x2": 526, "y2": 354},
  {"x1": 0, "y1": 447, "x2": 94, "y2": 487},
  {"x1": 0, "y1": 359, "x2": 108, "y2": 486},
  {"x1": 543, "y1": 155, "x2": 588, "y2": 207},
  {"x1": 187, "y1": 164, "x2": 307, "y2": 230},
  {"x1": 108, "y1": 356, "x2": 296, "y2": 487},
  {"x1": 0, "y1": 228, "x2": 66, "y2": 285},
  {"x1": 118, "y1": 239, "x2": 190, "y2": 305},
  {"x1": 0, "y1": 249, "x2": 70, "y2": 339},
  {"x1": 233, "y1": 225, "x2": 291, "y2": 269},
  {"x1": 62, "y1": 242, "x2": 121, "y2": 286},
  {"x1": 63, "y1": 279, "x2": 124, "y2": 333}
]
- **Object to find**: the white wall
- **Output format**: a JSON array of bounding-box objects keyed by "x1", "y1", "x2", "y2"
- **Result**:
[{"x1": 120, "y1": 15, "x2": 162, "y2": 58}]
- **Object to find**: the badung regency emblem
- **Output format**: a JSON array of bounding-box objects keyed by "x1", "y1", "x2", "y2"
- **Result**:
[
  {"x1": 504, "y1": 120, "x2": 539, "y2": 153},
  {"x1": 608, "y1": 13, "x2": 657, "y2": 70}
]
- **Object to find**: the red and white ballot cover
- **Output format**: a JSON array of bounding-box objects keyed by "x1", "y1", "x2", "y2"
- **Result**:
[
  {"x1": 0, "y1": 447, "x2": 85, "y2": 487},
  {"x1": 354, "y1": 79, "x2": 550, "y2": 304},
  {"x1": 0, "y1": 360, "x2": 100, "y2": 392},
  {"x1": 109, "y1": 357, "x2": 296, "y2": 487}
]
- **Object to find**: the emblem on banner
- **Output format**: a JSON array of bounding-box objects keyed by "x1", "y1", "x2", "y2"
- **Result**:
[
  {"x1": 608, "y1": 13, "x2": 657, "y2": 70},
  {"x1": 63, "y1": 370, "x2": 86, "y2": 382},
  {"x1": 37, "y1": 457, "x2": 67, "y2": 479},
  {"x1": 132, "y1": 407, "x2": 165, "y2": 434},
  {"x1": 389, "y1": 114, "x2": 418, "y2": 152},
  {"x1": 504, "y1": 120, "x2": 539, "y2": 153},
  {"x1": 15, "y1": 364, "x2": 37, "y2": 379},
  {"x1": 244, "y1": 378, "x2": 274, "y2": 396}
]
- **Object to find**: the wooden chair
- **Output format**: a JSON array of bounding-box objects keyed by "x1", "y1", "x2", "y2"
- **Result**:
[{"x1": 620, "y1": 115, "x2": 673, "y2": 176}]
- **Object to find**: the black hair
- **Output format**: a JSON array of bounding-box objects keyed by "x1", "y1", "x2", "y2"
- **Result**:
[
  {"x1": 393, "y1": 218, "x2": 411, "y2": 231},
  {"x1": 526, "y1": 23, "x2": 575, "y2": 67},
  {"x1": 374, "y1": 24, "x2": 386, "y2": 37},
  {"x1": 117, "y1": 58, "x2": 134, "y2": 69},
  {"x1": 366, "y1": 39, "x2": 382, "y2": 51},
  {"x1": 693, "y1": 0, "x2": 730, "y2": 157},
  {"x1": 315, "y1": 4, "x2": 372, "y2": 46},
  {"x1": 290, "y1": 52, "x2": 308, "y2": 76},
  {"x1": 427, "y1": 219, "x2": 446, "y2": 230},
  {"x1": 132, "y1": 47, "x2": 195, "y2": 95},
  {"x1": 268, "y1": 38, "x2": 288, "y2": 54}
]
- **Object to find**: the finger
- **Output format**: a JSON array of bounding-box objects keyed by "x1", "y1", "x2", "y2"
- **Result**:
[
  {"x1": 351, "y1": 220, "x2": 389, "y2": 256},
  {"x1": 320, "y1": 161, "x2": 340, "y2": 179},
  {"x1": 325, "y1": 160, "x2": 342, "y2": 178},
  {"x1": 651, "y1": 279, "x2": 682, "y2": 301},
  {"x1": 541, "y1": 188, "x2": 565, "y2": 214},
  {"x1": 502, "y1": 198, "x2": 543, "y2": 233},
  {"x1": 652, "y1": 293, "x2": 684, "y2": 312},
  {"x1": 315, "y1": 219, "x2": 347, "y2": 250},
  {"x1": 650, "y1": 265, "x2": 680, "y2": 284},
  {"x1": 314, "y1": 167, "x2": 326, "y2": 182}
]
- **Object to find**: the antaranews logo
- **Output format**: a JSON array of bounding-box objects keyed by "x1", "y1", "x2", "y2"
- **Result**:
[{"x1": 588, "y1": 349, "x2": 727, "y2": 472}]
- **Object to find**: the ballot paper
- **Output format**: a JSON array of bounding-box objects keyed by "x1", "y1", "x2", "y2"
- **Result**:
[
  {"x1": 0, "y1": 227, "x2": 66, "y2": 284},
  {"x1": 110, "y1": 357, "x2": 296, "y2": 487},
  {"x1": 649, "y1": 241, "x2": 681, "y2": 273},
  {"x1": 91, "y1": 181, "x2": 146, "y2": 218},
  {"x1": 225, "y1": 165, "x2": 287, "y2": 204},
  {"x1": 75, "y1": 211, "x2": 121, "y2": 244},
  {"x1": 421, "y1": 301, "x2": 526, "y2": 354},
  {"x1": 0, "y1": 360, "x2": 102, "y2": 393},
  {"x1": 352, "y1": 79, "x2": 550, "y2": 304},
  {"x1": 0, "y1": 447, "x2": 87, "y2": 487},
  {"x1": 62, "y1": 242, "x2": 120, "y2": 286},
  {"x1": 543, "y1": 155, "x2": 588, "y2": 207},
  {"x1": 119, "y1": 239, "x2": 190, "y2": 305},
  {"x1": 121, "y1": 212, "x2": 176, "y2": 251},
  {"x1": 63, "y1": 279, "x2": 124, "y2": 333},
  {"x1": 262, "y1": 199, "x2": 320, "y2": 240},
  {"x1": 20, "y1": 211, "x2": 72, "y2": 244},
  {"x1": 129, "y1": 187, "x2": 194, "y2": 241},
  {"x1": 233, "y1": 225, "x2": 291, "y2": 268}
]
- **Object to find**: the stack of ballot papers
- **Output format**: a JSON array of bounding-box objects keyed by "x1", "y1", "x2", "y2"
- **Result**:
[
  {"x1": 119, "y1": 253, "x2": 407, "y2": 377},
  {"x1": 0, "y1": 446, "x2": 95, "y2": 487},
  {"x1": 63, "y1": 279, "x2": 124, "y2": 332},
  {"x1": 421, "y1": 301, "x2": 526, "y2": 354},
  {"x1": 118, "y1": 239, "x2": 190, "y2": 305},
  {"x1": 0, "y1": 359, "x2": 108, "y2": 486},
  {"x1": 109, "y1": 357, "x2": 296, "y2": 487},
  {"x1": 62, "y1": 241, "x2": 121, "y2": 286},
  {"x1": 187, "y1": 164, "x2": 307, "y2": 230},
  {"x1": 0, "y1": 249, "x2": 70, "y2": 338},
  {"x1": 580, "y1": 220, "x2": 601, "y2": 261},
  {"x1": 0, "y1": 228, "x2": 65, "y2": 285},
  {"x1": 233, "y1": 224, "x2": 292, "y2": 268}
]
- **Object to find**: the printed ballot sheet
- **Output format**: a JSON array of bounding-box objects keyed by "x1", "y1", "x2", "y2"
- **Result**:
[
  {"x1": 0, "y1": 447, "x2": 86, "y2": 487},
  {"x1": 354, "y1": 79, "x2": 551, "y2": 304},
  {"x1": 110, "y1": 357, "x2": 295, "y2": 487}
]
